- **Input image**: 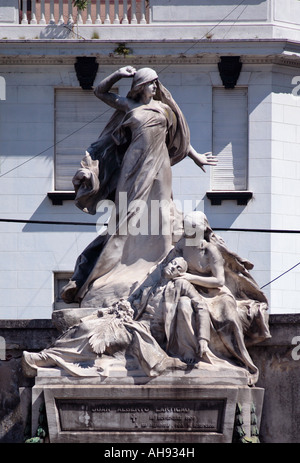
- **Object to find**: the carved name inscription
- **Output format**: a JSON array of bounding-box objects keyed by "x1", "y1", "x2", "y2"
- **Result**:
[{"x1": 57, "y1": 399, "x2": 225, "y2": 433}]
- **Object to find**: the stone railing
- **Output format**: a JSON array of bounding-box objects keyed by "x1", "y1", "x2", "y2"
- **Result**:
[
  {"x1": 19, "y1": 0, "x2": 149, "y2": 25},
  {"x1": 2, "y1": 1, "x2": 300, "y2": 44}
]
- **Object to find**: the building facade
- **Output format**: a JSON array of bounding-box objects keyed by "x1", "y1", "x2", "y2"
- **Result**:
[{"x1": 0, "y1": 0, "x2": 300, "y2": 319}]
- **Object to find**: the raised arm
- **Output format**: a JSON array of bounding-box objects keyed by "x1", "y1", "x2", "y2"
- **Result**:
[{"x1": 94, "y1": 66, "x2": 136, "y2": 112}]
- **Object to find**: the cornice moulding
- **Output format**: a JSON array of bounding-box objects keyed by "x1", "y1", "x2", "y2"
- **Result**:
[{"x1": 1, "y1": 53, "x2": 300, "y2": 67}]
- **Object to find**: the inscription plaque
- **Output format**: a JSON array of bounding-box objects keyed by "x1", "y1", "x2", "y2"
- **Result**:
[{"x1": 57, "y1": 398, "x2": 225, "y2": 433}]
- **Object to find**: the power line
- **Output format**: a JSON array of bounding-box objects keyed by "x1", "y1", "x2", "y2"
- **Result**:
[
  {"x1": 222, "y1": 2, "x2": 248, "y2": 39},
  {"x1": 0, "y1": 217, "x2": 299, "y2": 234},
  {"x1": 0, "y1": 218, "x2": 96, "y2": 227},
  {"x1": 158, "y1": 0, "x2": 247, "y2": 74},
  {"x1": 0, "y1": 109, "x2": 111, "y2": 179},
  {"x1": 261, "y1": 262, "x2": 300, "y2": 289},
  {"x1": 1, "y1": 217, "x2": 299, "y2": 289},
  {"x1": 214, "y1": 228, "x2": 300, "y2": 234}
]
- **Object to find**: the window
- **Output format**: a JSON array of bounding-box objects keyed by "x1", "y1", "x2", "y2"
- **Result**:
[
  {"x1": 211, "y1": 87, "x2": 248, "y2": 191},
  {"x1": 54, "y1": 88, "x2": 116, "y2": 191}
]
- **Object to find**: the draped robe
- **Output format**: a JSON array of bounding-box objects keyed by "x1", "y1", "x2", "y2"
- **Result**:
[{"x1": 61, "y1": 82, "x2": 190, "y2": 307}]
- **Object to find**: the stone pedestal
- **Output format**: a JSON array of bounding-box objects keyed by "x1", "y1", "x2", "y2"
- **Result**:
[{"x1": 30, "y1": 366, "x2": 264, "y2": 443}]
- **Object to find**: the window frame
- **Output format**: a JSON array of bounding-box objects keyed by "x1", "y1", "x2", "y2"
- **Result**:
[{"x1": 207, "y1": 85, "x2": 252, "y2": 205}]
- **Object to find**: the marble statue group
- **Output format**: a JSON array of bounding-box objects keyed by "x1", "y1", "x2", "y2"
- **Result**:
[{"x1": 22, "y1": 66, "x2": 271, "y2": 385}]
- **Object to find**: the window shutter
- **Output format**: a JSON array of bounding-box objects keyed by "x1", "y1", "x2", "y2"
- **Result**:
[
  {"x1": 55, "y1": 88, "x2": 115, "y2": 191},
  {"x1": 212, "y1": 87, "x2": 248, "y2": 191}
]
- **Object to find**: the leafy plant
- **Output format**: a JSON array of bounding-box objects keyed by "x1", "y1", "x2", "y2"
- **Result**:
[
  {"x1": 72, "y1": 0, "x2": 90, "y2": 10},
  {"x1": 114, "y1": 43, "x2": 133, "y2": 57},
  {"x1": 91, "y1": 31, "x2": 100, "y2": 40},
  {"x1": 71, "y1": 0, "x2": 91, "y2": 39}
]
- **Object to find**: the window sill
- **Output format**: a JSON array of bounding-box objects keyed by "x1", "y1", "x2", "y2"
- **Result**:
[
  {"x1": 206, "y1": 191, "x2": 253, "y2": 206},
  {"x1": 47, "y1": 191, "x2": 76, "y2": 205},
  {"x1": 48, "y1": 190, "x2": 253, "y2": 206}
]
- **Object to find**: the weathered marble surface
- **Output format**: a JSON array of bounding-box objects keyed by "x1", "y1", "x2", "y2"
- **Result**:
[
  {"x1": 22, "y1": 68, "x2": 270, "y2": 444},
  {"x1": 22, "y1": 214, "x2": 270, "y2": 386},
  {"x1": 31, "y1": 376, "x2": 264, "y2": 443}
]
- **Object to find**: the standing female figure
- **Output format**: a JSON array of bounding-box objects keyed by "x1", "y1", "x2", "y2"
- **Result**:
[{"x1": 62, "y1": 67, "x2": 216, "y2": 308}]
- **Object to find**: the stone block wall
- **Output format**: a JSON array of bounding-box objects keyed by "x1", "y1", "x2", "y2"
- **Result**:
[
  {"x1": 249, "y1": 313, "x2": 300, "y2": 443},
  {"x1": 0, "y1": 319, "x2": 58, "y2": 443}
]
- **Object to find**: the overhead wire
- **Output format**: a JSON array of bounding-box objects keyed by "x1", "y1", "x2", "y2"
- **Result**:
[
  {"x1": 222, "y1": 2, "x2": 249, "y2": 39},
  {"x1": 0, "y1": 217, "x2": 299, "y2": 234},
  {"x1": 260, "y1": 262, "x2": 300, "y2": 290},
  {"x1": 0, "y1": 216, "x2": 299, "y2": 290},
  {"x1": 0, "y1": 110, "x2": 112, "y2": 178},
  {"x1": 158, "y1": 0, "x2": 248, "y2": 74}
]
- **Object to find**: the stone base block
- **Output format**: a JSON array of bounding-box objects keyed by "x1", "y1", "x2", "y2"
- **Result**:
[{"x1": 33, "y1": 380, "x2": 264, "y2": 443}]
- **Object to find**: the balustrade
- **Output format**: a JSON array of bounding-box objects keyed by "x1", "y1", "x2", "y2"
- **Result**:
[{"x1": 20, "y1": 0, "x2": 149, "y2": 25}]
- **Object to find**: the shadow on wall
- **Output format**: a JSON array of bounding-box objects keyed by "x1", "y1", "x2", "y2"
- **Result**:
[
  {"x1": 21, "y1": 197, "x2": 104, "y2": 233},
  {"x1": 39, "y1": 24, "x2": 74, "y2": 40}
]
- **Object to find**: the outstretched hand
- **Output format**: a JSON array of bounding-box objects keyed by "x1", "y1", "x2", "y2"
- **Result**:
[{"x1": 190, "y1": 151, "x2": 218, "y2": 172}]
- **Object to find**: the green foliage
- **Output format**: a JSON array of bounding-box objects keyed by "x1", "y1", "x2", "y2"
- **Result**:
[
  {"x1": 250, "y1": 402, "x2": 260, "y2": 443},
  {"x1": 24, "y1": 403, "x2": 49, "y2": 444},
  {"x1": 72, "y1": 0, "x2": 90, "y2": 11},
  {"x1": 114, "y1": 43, "x2": 133, "y2": 57},
  {"x1": 91, "y1": 31, "x2": 100, "y2": 40},
  {"x1": 25, "y1": 437, "x2": 42, "y2": 443},
  {"x1": 232, "y1": 402, "x2": 260, "y2": 443}
]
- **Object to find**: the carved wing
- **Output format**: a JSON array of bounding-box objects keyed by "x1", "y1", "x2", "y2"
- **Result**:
[{"x1": 88, "y1": 316, "x2": 132, "y2": 355}]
